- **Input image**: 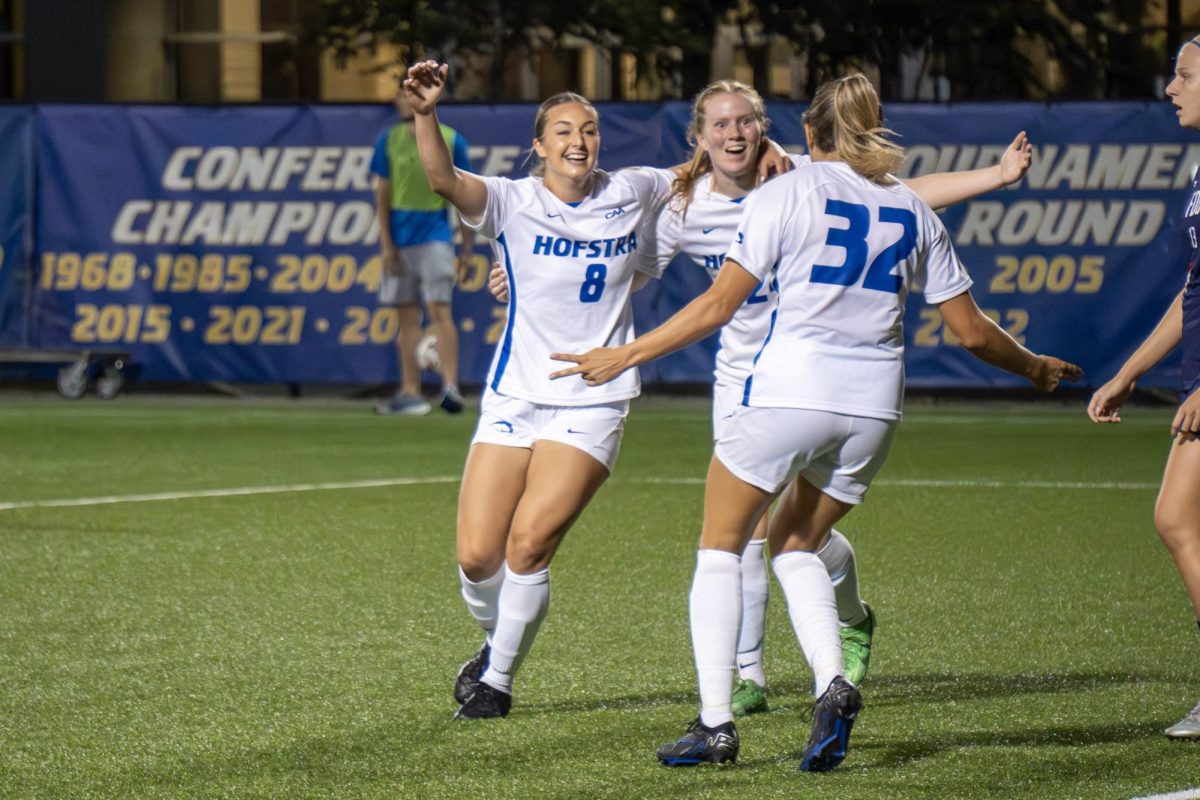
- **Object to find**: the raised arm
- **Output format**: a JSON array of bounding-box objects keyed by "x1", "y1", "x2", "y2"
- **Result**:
[
  {"x1": 550, "y1": 259, "x2": 761, "y2": 384},
  {"x1": 403, "y1": 61, "x2": 488, "y2": 221},
  {"x1": 903, "y1": 131, "x2": 1032, "y2": 209},
  {"x1": 1088, "y1": 291, "x2": 1185, "y2": 424},
  {"x1": 938, "y1": 290, "x2": 1082, "y2": 392}
]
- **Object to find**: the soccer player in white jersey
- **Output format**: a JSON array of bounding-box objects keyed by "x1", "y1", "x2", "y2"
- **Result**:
[
  {"x1": 552, "y1": 73, "x2": 1082, "y2": 770},
  {"x1": 401, "y1": 60, "x2": 671, "y2": 720},
  {"x1": 402, "y1": 61, "x2": 790, "y2": 720},
  {"x1": 648, "y1": 80, "x2": 1035, "y2": 717}
]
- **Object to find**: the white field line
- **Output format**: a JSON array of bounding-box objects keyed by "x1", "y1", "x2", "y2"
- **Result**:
[
  {"x1": 0, "y1": 476, "x2": 460, "y2": 511},
  {"x1": 0, "y1": 474, "x2": 1157, "y2": 512},
  {"x1": 1129, "y1": 789, "x2": 1200, "y2": 800}
]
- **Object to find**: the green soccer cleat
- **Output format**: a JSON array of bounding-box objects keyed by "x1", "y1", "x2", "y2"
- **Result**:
[
  {"x1": 1164, "y1": 700, "x2": 1200, "y2": 739},
  {"x1": 731, "y1": 678, "x2": 769, "y2": 717},
  {"x1": 840, "y1": 604, "x2": 876, "y2": 686}
]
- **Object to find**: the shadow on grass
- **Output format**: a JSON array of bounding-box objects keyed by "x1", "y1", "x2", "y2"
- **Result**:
[
  {"x1": 120, "y1": 670, "x2": 1181, "y2": 795},
  {"x1": 519, "y1": 669, "x2": 1171, "y2": 717},
  {"x1": 848, "y1": 719, "x2": 1168, "y2": 770}
]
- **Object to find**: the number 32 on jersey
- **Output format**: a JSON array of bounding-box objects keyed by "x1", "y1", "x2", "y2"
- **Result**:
[{"x1": 810, "y1": 199, "x2": 916, "y2": 294}]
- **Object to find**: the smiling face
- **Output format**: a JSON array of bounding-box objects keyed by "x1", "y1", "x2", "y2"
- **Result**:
[
  {"x1": 1167, "y1": 43, "x2": 1200, "y2": 130},
  {"x1": 698, "y1": 91, "x2": 764, "y2": 186},
  {"x1": 533, "y1": 102, "x2": 600, "y2": 196}
]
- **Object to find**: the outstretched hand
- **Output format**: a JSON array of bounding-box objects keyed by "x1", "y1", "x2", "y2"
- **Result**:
[
  {"x1": 549, "y1": 347, "x2": 631, "y2": 386},
  {"x1": 999, "y1": 131, "x2": 1033, "y2": 186},
  {"x1": 403, "y1": 60, "x2": 449, "y2": 115},
  {"x1": 1030, "y1": 356, "x2": 1083, "y2": 393}
]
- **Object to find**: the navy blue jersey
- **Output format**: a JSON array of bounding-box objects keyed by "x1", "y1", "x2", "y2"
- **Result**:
[{"x1": 1182, "y1": 170, "x2": 1200, "y2": 398}]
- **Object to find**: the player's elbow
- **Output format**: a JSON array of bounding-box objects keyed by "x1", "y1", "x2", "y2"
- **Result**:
[
  {"x1": 955, "y1": 324, "x2": 992, "y2": 352},
  {"x1": 704, "y1": 294, "x2": 740, "y2": 329},
  {"x1": 425, "y1": 171, "x2": 455, "y2": 197},
  {"x1": 942, "y1": 304, "x2": 995, "y2": 352}
]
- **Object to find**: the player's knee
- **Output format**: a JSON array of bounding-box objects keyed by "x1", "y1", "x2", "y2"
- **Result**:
[
  {"x1": 1155, "y1": 504, "x2": 1199, "y2": 551},
  {"x1": 427, "y1": 302, "x2": 454, "y2": 324},
  {"x1": 457, "y1": 536, "x2": 505, "y2": 579},
  {"x1": 505, "y1": 528, "x2": 557, "y2": 573}
]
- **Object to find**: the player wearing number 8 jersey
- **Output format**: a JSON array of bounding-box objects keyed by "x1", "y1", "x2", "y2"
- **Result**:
[
  {"x1": 553, "y1": 73, "x2": 1081, "y2": 770},
  {"x1": 402, "y1": 60, "x2": 685, "y2": 720}
]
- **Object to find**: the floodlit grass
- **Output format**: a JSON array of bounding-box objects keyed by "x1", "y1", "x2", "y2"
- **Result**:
[{"x1": 0, "y1": 393, "x2": 1196, "y2": 799}]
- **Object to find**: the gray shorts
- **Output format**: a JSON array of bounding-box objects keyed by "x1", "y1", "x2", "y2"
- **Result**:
[{"x1": 379, "y1": 241, "x2": 457, "y2": 306}]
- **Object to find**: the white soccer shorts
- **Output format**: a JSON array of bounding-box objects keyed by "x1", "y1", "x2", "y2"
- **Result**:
[
  {"x1": 711, "y1": 378, "x2": 745, "y2": 441},
  {"x1": 714, "y1": 405, "x2": 897, "y2": 503},
  {"x1": 471, "y1": 388, "x2": 628, "y2": 472}
]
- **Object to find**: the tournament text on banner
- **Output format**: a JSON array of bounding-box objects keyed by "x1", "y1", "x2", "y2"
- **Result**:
[{"x1": 27, "y1": 102, "x2": 1194, "y2": 389}]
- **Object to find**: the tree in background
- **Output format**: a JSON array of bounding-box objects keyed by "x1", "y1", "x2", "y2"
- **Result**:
[
  {"x1": 308, "y1": 0, "x2": 1163, "y2": 101},
  {"x1": 309, "y1": 0, "x2": 728, "y2": 99}
]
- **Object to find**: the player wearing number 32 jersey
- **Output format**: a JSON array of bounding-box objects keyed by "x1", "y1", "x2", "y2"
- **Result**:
[{"x1": 553, "y1": 73, "x2": 1082, "y2": 772}]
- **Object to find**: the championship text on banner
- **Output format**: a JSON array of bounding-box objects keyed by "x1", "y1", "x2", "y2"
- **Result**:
[
  {"x1": 29, "y1": 102, "x2": 1194, "y2": 388},
  {"x1": 0, "y1": 106, "x2": 32, "y2": 348}
]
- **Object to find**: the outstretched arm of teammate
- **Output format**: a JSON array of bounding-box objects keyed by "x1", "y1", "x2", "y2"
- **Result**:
[
  {"x1": 550, "y1": 258, "x2": 760, "y2": 385},
  {"x1": 1088, "y1": 290, "x2": 1184, "y2": 424},
  {"x1": 404, "y1": 60, "x2": 488, "y2": 222},
  {"x1": 938, "y1": 290, "x2": 1082, "y2": 392},
  {"x1": 903, "y1": 131, "x2": 1032, "y2": 209}
]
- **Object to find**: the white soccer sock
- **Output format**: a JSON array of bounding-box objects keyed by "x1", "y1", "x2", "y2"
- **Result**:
[
  {"x1": 459, "y1": 564, "x2": 505, "y2": 642},
  {"x1": 481, "y1": 565, "x2": 549, "y2": 693},
  {"x1": 736, "y1": 538, "x2": 769, "y2": 686},
  {"x1": 772, "y1": 550, "x2": 843, "y2": 696},
  {"x1": 815, "y1": 529, "x2": 869, "y2": 627},
  {"x1": 691, "y1": 548, "x2": 743, "y2": 729}
]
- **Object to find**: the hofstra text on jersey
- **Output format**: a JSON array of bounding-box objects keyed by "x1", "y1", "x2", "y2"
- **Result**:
[{"x1": 531, "y1": 232, "x2": 638, "y2": 259}]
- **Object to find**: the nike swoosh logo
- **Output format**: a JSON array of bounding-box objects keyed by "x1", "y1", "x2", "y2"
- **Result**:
[
  {"x1": 702, "y1": 226, "x2": 717, "y2": 234},
  {"x1": 547, "y1": 213, "x2": 562, "y2": 218},
  {"x1": 567, "y1": 428, "x2": 588, "y2": 434}
]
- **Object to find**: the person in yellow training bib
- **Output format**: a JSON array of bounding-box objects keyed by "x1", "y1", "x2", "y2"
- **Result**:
[{"x1": 372, "y1": 80, "x2": 474, "y2": 415}]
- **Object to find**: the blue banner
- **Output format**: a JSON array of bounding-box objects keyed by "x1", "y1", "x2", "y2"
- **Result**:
[
  {"x1": 0, "y1": 107, "x2": 32, "y2": 347},
  {"x1": 28, "y1": 101, "x2": 1197, "y2": 389}
]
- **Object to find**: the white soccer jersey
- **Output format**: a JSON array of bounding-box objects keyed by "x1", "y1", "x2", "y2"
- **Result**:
[
  {"x1": 467, "y1": 167, "x2": 673, "y2": 405},
  {"x1": 726, "y1": 160, "x2": 973, "y2": 420},
  {"x1": 645, "y1": 155, "x2": 810, "y2": 388}
]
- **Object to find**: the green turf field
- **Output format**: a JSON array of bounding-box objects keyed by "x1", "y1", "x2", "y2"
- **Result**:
[{"x1": 0, "y1": 394, "x2": 1196, "y2": 799}]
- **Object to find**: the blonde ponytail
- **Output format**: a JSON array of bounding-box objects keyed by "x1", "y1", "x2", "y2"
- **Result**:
[{"x1": 803, "y1": 74, "x2": 903, "y2": 184}]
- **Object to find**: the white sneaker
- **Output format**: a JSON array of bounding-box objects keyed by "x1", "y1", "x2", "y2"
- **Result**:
[
  {"x1": 375, "y1": 392, "x2": 432, "y2": 416},
  {"x1": 1164, "y1": 699, "x2": 1200, "y2": 739}
]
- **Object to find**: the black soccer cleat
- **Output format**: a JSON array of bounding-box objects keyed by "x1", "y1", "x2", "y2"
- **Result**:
[
  {"x1": 799, "y1": 676, "x2": 862, "y2": 772},
  {"x1": 454, "y1": 642, "x2": 490, "y2": 705},
  {"x1": 656, "y1": 718, "x2": 739, "y2": 766},
  {"x1": 453, "y1": 681, "x2": 512, "y2": 719}
]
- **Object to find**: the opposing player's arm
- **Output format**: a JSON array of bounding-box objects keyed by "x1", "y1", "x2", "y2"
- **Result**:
[
  {"x1": 405, "y1": 61, "x2": 488, "y2": 221},
  {"x1": 1088, "y1": 290, "x2": 1184, "y2": 423},
  {"x1": 938, "y1": 290, "x2": 1082, "y2": 392},
  {"x1": 903, "y1": 131, "x2": 1031, "y2": 208},
  {"x1": 551, "y1": 259, "x2": 759, "y2": 385}
]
